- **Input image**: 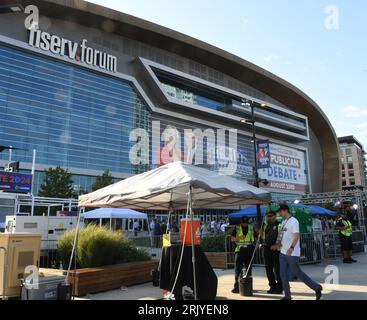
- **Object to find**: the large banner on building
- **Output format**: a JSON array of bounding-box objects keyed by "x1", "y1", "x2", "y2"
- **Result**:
[
  {"x1": 258, "y1": 143, "x2": 309, "y2": 193},
  {"x1": 0, "y1": 171, "x2": 32, "y2": 193}
]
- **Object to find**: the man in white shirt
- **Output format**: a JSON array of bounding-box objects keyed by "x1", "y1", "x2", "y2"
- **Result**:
[
  {"x1": 210, "y1": 220, "x2": 217, "y2": 233},
  {"x1": 220, "y1": 221, "x2": 229, "y2": 233},
  {"x1": 133, "y1": 219, "x2": 140, "y2": 237},
  {"x1": 312, "y1": 216, "x2": 323, "y2": 232},
  {"x1": 150, "y1": 219, "x2": 156, "y2": 231},
  {"x1": 273, "y1": 204, "x2": 323, "y2": 300}
]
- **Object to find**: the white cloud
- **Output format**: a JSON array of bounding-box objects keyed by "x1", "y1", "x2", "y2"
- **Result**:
[
  {"x1": 343, "y1": 105, "x2": 367, "y2": 118},
  {"x1": 264, "y1": 54, "x2": 280, "y2": 63},
  {"x1": 263, "y1": 54, "x2": 293, "y2": 66},
  {"x1": 332, "y1": 115, "x2": 367, "y2": 147}
]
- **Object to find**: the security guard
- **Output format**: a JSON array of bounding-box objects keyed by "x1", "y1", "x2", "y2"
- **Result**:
[
  {"x1": 231, "y1": 217, "x2": 255, "y2": 294},
  {"x1": 260, "y1": 211, "x2": 282, "y2": 294},
  {"x1": 335, "y1": 213, "x2": 356, "y2": 263}
]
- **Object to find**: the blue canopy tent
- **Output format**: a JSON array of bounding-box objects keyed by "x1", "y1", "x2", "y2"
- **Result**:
[
  {"x1": 229, "y1": 204, "x2": 336, "y2": 219},
  {"x1": 228, "y1": 206, "x2": 267, "y2": 219},
  {"x1": 307, "y1": 205, "x2": 336, "y2": 217}
]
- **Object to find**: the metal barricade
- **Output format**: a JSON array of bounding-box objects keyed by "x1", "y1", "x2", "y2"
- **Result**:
[
  {"x1": 129, "y1": 235, "x2": 163, "y2": 260},
  {"x1": 299, "y1": 232, "x2": 323, "y2": 264},
  {"x1": 40, "y1": 240, "x2": 61, "y2": 269},
  {"x1": 226, "y1": 233, "x2": 325, "y2": 267},
  {"x1": 323, "y1": 230, "x2": 365, "y2": 259},
  {"x1": 323, "y1": 231, "x2": 342, "y2": 259}
]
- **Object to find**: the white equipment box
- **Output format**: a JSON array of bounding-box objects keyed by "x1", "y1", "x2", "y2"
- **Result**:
[{"x1": 4, "y1": 215, "x2": 83, "y2": 251}]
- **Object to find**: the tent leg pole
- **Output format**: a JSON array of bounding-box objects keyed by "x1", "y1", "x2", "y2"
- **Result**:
[{"x1": 189, "y1": 186, "x2": 198, "y2": 300}]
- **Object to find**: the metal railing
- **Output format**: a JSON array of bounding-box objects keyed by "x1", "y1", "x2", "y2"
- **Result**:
[
  {"x1": 40, "y1": 240, "x2": 61, "y2": 269},
  {"x1": 129, "y1": 232, "x2": 326, "y2": 267},
  {"x1": 323, "y1": 230, "x2": 366, "y2": 259},
  {"x1": 129, "y1": 235, "x2": 163, "y2": 260},
  {"x1": 224, "y1": 232, "x2": 325, "y2": 268},
  {"x1": 40, "y1": 236, "x2": 165, "y2": 268},
  {"x1": 38, "y1": 229, "x2": 366, "y2": 270}
]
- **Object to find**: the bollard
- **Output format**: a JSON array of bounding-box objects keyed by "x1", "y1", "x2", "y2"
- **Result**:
[
  {"x1": 151, "y1": 269, "x2": 159, "y2": 287},
  {"x1": 239, "y1": 275, "x2": 253, "y2": 296}
]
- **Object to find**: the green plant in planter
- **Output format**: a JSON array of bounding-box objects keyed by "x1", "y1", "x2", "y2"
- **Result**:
[
  {"x1": 58, "y1": 224, "x2": 150, "y2": 268},
  {"x1": 201, "y1": 234, "x2": 226, "y2": 252}
]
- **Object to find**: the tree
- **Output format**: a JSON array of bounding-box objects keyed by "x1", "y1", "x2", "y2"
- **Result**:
[
  {"x1": 92, "y1": 170, "x2": 114, "y2": 191},
  {"x1": 39, "y1": 166, "x2": 75, "y2": 198}
]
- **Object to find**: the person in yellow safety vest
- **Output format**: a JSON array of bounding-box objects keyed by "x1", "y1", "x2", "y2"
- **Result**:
[
  {"x1": 230, "y1": 217, "x2": 256, "y2": 294},
  {"x1": 259, "y1": 211, "x2": 283, "y2": 294},
  {"x1": 335, "y1": 213, "x2": 356, "y2": 263}
]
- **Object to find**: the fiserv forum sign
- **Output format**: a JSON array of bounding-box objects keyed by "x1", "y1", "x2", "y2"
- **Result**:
[{"x1": 24, "y1": 5, "x2": 117, "y2": 73}]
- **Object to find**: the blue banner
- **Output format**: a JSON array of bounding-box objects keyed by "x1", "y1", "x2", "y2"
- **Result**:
[
  {"x1": 0, "y1": 171, "x2": 32, "y2": 193},
  {"x1": 257, "y1": 140, "x2": 271, "y2": 169}
]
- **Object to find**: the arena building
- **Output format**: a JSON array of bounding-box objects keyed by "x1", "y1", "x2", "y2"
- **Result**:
[{"x1": 0, "y1": 0, "x2": 341, "y2": 204}]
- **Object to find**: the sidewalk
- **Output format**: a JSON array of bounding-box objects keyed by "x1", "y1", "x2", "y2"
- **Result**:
[{"x1": 78, "y1": 249, "x2": 367, "y2": 300}]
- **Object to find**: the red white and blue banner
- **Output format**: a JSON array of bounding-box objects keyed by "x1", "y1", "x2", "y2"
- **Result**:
[{"x1": 0, "y1": 171, "x2": 32, "y2": 193}]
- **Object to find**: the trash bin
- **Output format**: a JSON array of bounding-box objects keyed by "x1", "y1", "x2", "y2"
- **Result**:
[{"x1": 21, "y1": 276, "x2": 71, "y2": 300}]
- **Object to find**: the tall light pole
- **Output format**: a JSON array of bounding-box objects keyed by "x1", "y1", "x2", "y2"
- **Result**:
[{"x1": 240, "y1": 99, "x2": 268, "y2": 228}]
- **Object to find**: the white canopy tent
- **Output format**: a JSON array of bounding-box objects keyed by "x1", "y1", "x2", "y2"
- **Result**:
[
  {"x1": 79, "y1": 162, "x2": 271, "y2": 210},
  {"x1": 76, "y1": 162, "x2": 271, "y2": 300},
  {"x1": 83, "y1": 208, "x2": 149, "y2": 231},
  {"x1": 83, "y1": 208, "x2": 148, "y2": 220}
]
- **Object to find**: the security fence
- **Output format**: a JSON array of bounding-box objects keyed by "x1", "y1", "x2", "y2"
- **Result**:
[
  {"x1": 323, "y1": 230, "x2": 365, "y2": 259},
  {"x1": 39, "y1": 236, "x2": 165, "y2": 269},
  {"x1": 130, "y1": 235, "x2": 163, "y2": 260},
  {"x1": 38, "y1": 229, "x2": 365, "y2": 270},
  {"x1": 224, "y1": 232, "x2": 324, "y2": 268},
  {"x1": 40, "y1": 240, "x2": 61, "y2": 269}
]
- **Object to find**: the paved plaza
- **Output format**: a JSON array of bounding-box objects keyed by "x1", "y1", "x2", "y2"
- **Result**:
[{"x1": 78, "y1": 248, "x2": 367, "y2": 301}]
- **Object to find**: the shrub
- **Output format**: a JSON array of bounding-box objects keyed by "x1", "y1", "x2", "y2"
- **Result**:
[
  {"x1": 58, "y1": 224, "x2": 150, "y2": 268},
  {"x1": 201, "y1": 234, "x2": 226, "y2": 252}
]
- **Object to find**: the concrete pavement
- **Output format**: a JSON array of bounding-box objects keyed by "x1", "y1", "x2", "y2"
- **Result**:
[{"x1": 78, "y1": 249, "x2": 367, "y2": 300}]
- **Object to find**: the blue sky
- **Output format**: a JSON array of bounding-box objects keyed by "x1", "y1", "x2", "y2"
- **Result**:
[{"x1": 89, "y1": 0, "x2": 367, "y2": 147}]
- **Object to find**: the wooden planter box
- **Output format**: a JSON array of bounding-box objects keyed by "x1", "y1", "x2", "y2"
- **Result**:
[
  {"x1": 205, "y1": 252, "x2": 232, "y2": 269},
  {"x1": 41, "y1": 260, "x2": 159, "y2": 297}
]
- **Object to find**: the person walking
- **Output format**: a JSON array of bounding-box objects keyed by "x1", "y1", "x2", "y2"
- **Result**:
[
  {"x1": 335, "y1": 213, "x2": 356, "y2": 263},
  {"x1": 211, "y1": 220, "x2": 218, "y2": 234},
  {"x1": 275, "y1": 204, "x2": 323, "y2": 300},
  {"x1": 150, "y1": 219, "x2": 156, "y2": 232},
  {"x1": 153, "y1": 220, "x2": 163, "y2": 248},
  {"x1": 133, "y1": 219, "x2": 140, "y2": 237},
  {"x1": 230, "y1": 217, "x2": 256, "y2": 294},
  {"x1": 220, "y1": 220, "x2": 229, "y2": 233},
  {"x1": 260, "y1": 211, "x2": 282, "y2": 294}
]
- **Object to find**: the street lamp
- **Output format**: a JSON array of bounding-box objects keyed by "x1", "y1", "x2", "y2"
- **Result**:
[{"x1": 240, "y1": 99, "x2": 268, "y2": 228}]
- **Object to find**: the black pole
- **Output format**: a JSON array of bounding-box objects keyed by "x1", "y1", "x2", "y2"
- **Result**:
[{"x1": 250, "y1": 104, "x2": 262, "y2": 229}]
